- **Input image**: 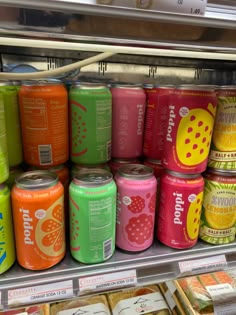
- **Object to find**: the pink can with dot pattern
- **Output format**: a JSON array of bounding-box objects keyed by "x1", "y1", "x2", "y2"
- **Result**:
[
  {"x1": 115, "y1": 164, "x2": 157, "y2": 252},
  {"x1": 162, "y1": 85, "x2": 217, "y2": 174}
]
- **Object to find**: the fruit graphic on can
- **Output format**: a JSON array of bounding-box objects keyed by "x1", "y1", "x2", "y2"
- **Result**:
[
  {"x1": 115, "y1": 164, "x2": 157, "y2": 252},
  {"x1": 143, "y1": 86, "x2": 174, "y2": 160},
  {"x1": 162, "y1": 85, "x2": 217, "y2": 173},
  {"x1": 0, "y1": 81, "x2": 23, "y2": 167},
  {"x1": 69, "y1": 83, "x2": 112, "y2": 164},
  {"x1": 11, "y1": 171, "x2": 65, "y2": 270},
  {"x1": 109, "y1": 158, "x2": 140, "y2": 176},
  {"x1": 19, "y1": 80, "x2": 68, "y2": 166},
  {"x1": 0, "y1": 184, "x2": 15, "y2": 274},
  {"x1": 157, "y1": 170, "x2": 204, "y2": 249},
  {"x1": 0, "y1": 92, "x2": 9, "y2": 184},
  {"x1": 69, "y1": 169, "x2": 116, "y2": 264},
  {"x1": 199, "y1": 168, "x2": 236, "y2": 245},
  {"x1": 208, "y1": 86, "x2": 236, "y2": 170},
  {"x1": 110, "y1": 84, "x2": 146, "y2": 158}
]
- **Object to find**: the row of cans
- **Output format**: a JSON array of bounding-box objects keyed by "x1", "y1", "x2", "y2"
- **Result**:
[
  {"x1": 1, "y1": 163, "x2": 236, "y2": 273},
  {"x1": 1, "y1": 81, "x2": 236, "y2": 183}
]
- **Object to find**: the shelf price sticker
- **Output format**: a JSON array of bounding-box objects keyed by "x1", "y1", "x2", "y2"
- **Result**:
[
  {"x1": 79, "y1": 269, "x2": 137, "y2": 294},
  {"x1": 152, "y1": 0, "x2": 207, "y2": 15},
  {"x1": 206, "y1": 284, "x2": 236, "y2": 315},
  {"x1": 178, "y1": 255, "x2": 227, "y2": 276},
  {"x1": 8, "y1": 280, "x2": 73, "y2": 306}
]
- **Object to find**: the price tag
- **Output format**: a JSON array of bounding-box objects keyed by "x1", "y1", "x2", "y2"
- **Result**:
[
  {"x1": 179, "y1": 255, "x2": 227, "y2": 276},
  {"x1": 8, "y1": 280, "x2": 73, "y2": 306},
  {"x1": 79, "y1": 270, "x2": 137, "y2": 293}
]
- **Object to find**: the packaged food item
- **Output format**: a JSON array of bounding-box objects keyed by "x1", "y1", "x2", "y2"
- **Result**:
[
  {"x1": 199, "y1": 168, "x2": 236, "y2": 244},
  {"x1": 109, "y1": 158, "x2": 140, "y2": 176},
  {"x1": 108, "y1": 285, "x2": 170, "y2": 315},
  {"x1": 11, "y1": 171, "x2": 65, "y2": 270},
  {"x1": 157, "y1": 170, "x2": 204, "y2": 249},
  {"x1": 0, "y1": 184, "x2": 15, "y2": 274},
  {"x1": 69, "y1": 169, "x2": 116, "y2": 264},
  {"x1": 0, "y1": 81, "x2": 23, "y2": 167},
  {"x1": 110, "y1": 84, "x2": 146, "y2": 159},
  {"x1": 162, "y1": 85, "x2": 217, "y2": 174},
  {"x1": 50, "y1": 295, "x2": 111, "y2": 315},
  {"x1": 2, "y1": 303, "x2": 50, "y2": 315},
  {"x1": 69, "y1": 83, "x2": 112, "y2": 164},
  {"x1": 19, "y1": 80, "x2": 68, "y2": 166},
  {"x1": 208, "y1": 86, "x2": 236, "y2": 170},
  {"x1": 115, "y1": 164, "x2": 157, "y2": 252},
  {"x1": 143, "y1": 86, "x2": 174, "y2": 160},
  {"x1": 0, "y1": 92, "x2": 9, "y2": 184}
]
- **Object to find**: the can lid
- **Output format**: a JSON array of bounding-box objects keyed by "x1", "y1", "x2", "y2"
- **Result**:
[
  {"x1": 176, "y1": 84, "x2": 215, "y2": 91},
  {"x1": 166, "y1": 169, "x2": 202, "y2": 179},
  {"x1": 22, "y1": 79, "x2": 62, "y2": 86},
  {"x1": 15, "y1": 171, "x2": 58, "y2": 189},
  {"x1": 72, "y1": 82, "x2": 107, "y2": 89},
  {"x1": 73, "y1": 169, "x2": 113, "y2": 186},
  {"x1": 143, "y1": 83, "x2": 154, "y2": 89},
  {"x1": 118, "y1": 164, "x2": 153, "y2": 179},
  {"x1": 216, "y1": 86, "x2": 236, "y2": 90},
  {"x1": 111, "y1": 158, "x2": 139, "y2": 164},
  {"x1": 145, "y1": 159, "x2": 162, "y2": 165},
  {"x1": 111, "y1": 83, "x2": 143, "y2": 89},
  {"x1": 0, "y1": 80, "x2": 12, "y2": 86},
  {"x1": 206, "y1": 167, "x2": 236, "y2": 176}
]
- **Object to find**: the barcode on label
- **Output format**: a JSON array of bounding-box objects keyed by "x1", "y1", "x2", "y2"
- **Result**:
[
  {"x1": 107, "y1": 141, "x2": 111, "y2": 160},
  {"x1": 104, "y1": 239, "x2": 112, "y2": 259},
  {"x1": 39, "y1": 144, "x2": 52, "y2": 165}
]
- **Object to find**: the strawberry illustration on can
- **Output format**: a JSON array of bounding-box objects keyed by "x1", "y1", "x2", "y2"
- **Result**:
[
  {"x1": 162, "y1": 85, "x2": 217, "y2": 174},
  {"x1": 115, "y1": 164, "x2": 157, "y2": 252}
]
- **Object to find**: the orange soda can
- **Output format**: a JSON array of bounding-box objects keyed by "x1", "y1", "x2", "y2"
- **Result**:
[
  {"x1": 11, "y1": 170, "x2": 65, "y2": 270},
  {"x1": 19, "y1": 80, "x2": 69, "y2": 167}
]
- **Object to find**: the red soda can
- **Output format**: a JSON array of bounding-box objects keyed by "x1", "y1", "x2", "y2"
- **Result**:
[
  {"x1": 157, "y1": 170, "x2": 204, "y2": 249},
  {"x1": 110, "y1": 84, "x2": 146, "y2": 158},
  {"x1": 143, "y1": 86, "x2": 174, "y2": 160},
  {"x1": 162, "y1": 85, "x2": 217, "y2": 173},
  {"x1": 115, "y1": 164, "x2": 157, "y2": 252},
  {"x1": 143, "y1": 158, "x2": 164, "y2": 179},
  {"x1": 109, "y1": 158, "x2": 140, "y2": 176}
]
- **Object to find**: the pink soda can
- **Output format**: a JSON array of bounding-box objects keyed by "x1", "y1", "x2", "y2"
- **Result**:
[
  {"x1": 143, "y1": 85, "x2": 174, "y2": 160},
  {"x1": 162, "y1": 85, "x2": 217, "y2": 173},
  {"x1": 110, "y1": 84, "x2": 146, "y2": 158},
  {"x1": 157, "y1": 170, "x2": 204, "y2": 249},
  {"x1": 115, "y1": 164, "x2": 157, "y2": 252},
  {"x1": 109, "y1": 158, "x2": 140, "y2": 176}
]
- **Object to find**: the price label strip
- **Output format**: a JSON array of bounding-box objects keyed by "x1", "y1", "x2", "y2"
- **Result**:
[
  {"x1": 8, "y1": 280, "x2": 74, "y2": 306},
  {"x1": 148, "y1": 0, "x2": 207, "y2": 15},
  {"x1": 179, "y1": 255, "x2": 227, "y2": 276},
  {"x1": 79, "y1": 269, "x2": 137, "y2": 294}
]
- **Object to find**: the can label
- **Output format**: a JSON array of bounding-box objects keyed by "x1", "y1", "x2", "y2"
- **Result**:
[
  {"x1": 69, "y1": 180, "x2": 116, "y2": 263},
  {"x1": 11, "y1": 183, "x2": 65, "y2": 270},
  {"x1": 162, "y1": 89, "x2": 217, "y2": 173},
  {"x1": 0, "y1": 94, "x2": 9, "y2": 184},
  {"x1": 200, "y1": 177, "x2": 236, "y2": 244},
  {"x1": 157, "y1": 173, "x2": 204, "y2": 249},
  {"x1": 208, "y1": 89, "x2": 236, "y2": 170},
  {"x1": 70, "y1": 86, "x2": 111, "y2": 164}
]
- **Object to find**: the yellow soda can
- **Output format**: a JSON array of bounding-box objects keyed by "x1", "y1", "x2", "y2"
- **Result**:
[{"x1": 0, "y1": 184, "x2": 15, "y2": 274}]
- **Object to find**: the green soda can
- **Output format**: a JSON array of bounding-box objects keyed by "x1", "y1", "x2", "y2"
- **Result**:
[
  {"x1": 0, "y1": 81, "x2": 23, "y2": 167},
  {"x1": 0, "y1": 93, "x2": 9, "y2": 184},
  {"x1": 69, "y1": 169, "x2": 116, "y2": 264},
  {"x1": 0, "y1": 184, "x2": 15, "y2": 274},
  {"x1": 69, "y1": 83, "x2": 112, "y2": 164}
]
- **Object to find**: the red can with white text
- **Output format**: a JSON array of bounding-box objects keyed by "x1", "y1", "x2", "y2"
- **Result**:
[
  {"x1": 162, "y1": 85, "x2": 217, "y2": 173},
  {"x1": 157, "y1": 170, "x2": 204, "y2": 249},
  {"x1": 115, "y1": 164, "x2": 157, "y2": 252},
  {"x1": 109, "y1": 158, "x2": 140, "y2": 176},
  {"x1": 110, "y1": 84, "x2": 146, "y2": 158},
  {"x1": 143, "y1": 86, "x2": 174, "y2": 160}
]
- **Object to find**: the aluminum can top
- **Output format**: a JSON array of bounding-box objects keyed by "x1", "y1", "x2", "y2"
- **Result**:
[
  {"x1": 73, "y1": 169, "x2": 113, "y2": 187},
  {"x1": 15, "y1": 171, "x2": 58, "y2": 190},
  {"x1": 118, "y1": 164, "x2": 153, "y2": 180}
]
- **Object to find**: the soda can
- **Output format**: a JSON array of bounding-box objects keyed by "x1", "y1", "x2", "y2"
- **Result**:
[
  {"x1": 157, "y1": 170, "x2": 204, "y2": 249},
  {"x1": 19, "y1": 80, "x2": 69, "y2": 166},
  {"x1": 208, "y1": 86, "x2": 236, "y2": 170},
  {"x1": 115, "y1": 164, "x2": 157, "y2": 252},
  {"x1": 69, "y1": 169, "x2": 116, "y2": 264},
  {"x1": 71, "y1": 162, "x2": 110, "y2": 179},
  {"x1": 199, "y1": 168, "x2": 236, "y2": 245},
  {"x1": 0, "y1": 92, "x2": 9, "y2": 183},
  {"x1": 0, "y1": 81, "x2": 23, "y2": 167},
  {"x1": 109, "y1": 158, "x2": 140, "y2": 176},
  {"x1": 162, "y1": 85, "x2": 217, "y2": 173},
  {"x1": 5, "y1": 165, "x2": 24, "y2": 189},
  {"x1": 110, "y1": 84, "x2": 146, "y2": 158},
  {"x1": 143, "y1": 159, "x2": 164, "y2": 179},
  {"x1": 69, "y1": 83, "x2": 112, "y2": 164},
  {"x1": 11, "y1": 171, "x2": 65, "y2": 270},
  {"x1": 0, "y1": 184, "x2": 15, "y2": 274},
  {"x1": 143, "y1": 86, "x2": 174, "y2": 160}
]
